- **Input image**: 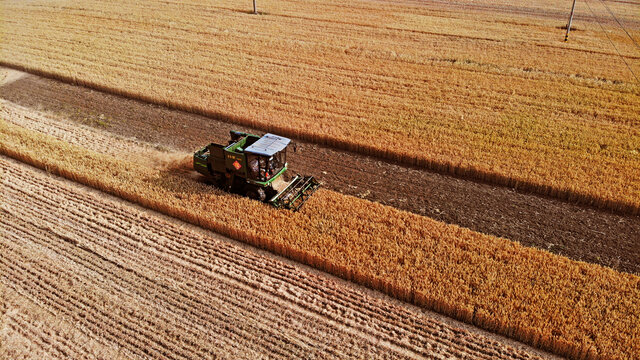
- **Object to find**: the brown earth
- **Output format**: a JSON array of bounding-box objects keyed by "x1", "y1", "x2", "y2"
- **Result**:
[
  {"x1": 0, "y1": 155, "x2": 558, "y2": 359},
  {"x1": 2, "y1": 67, "x2": 638, "y2": 275}
]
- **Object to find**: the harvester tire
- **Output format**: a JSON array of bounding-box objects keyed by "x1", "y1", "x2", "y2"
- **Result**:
[{"x1": 246, "y1": 187, "x2": 266, "y2": 202}]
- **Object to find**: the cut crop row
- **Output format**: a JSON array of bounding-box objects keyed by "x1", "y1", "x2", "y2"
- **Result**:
[
  {"x1": 0, "y1": 156, "x2": 542, "y2": 359},
  {"x1": 1, "y1": 160, "x2": 524, "y2": 359},
  {"x1": 1, "y1": 164, "x2": 521, "y2": 359},
  {"x1": 0, "y1": 287, "x2": 125, "y2": 359}
]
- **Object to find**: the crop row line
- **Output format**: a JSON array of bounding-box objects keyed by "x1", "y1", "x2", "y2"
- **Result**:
[{"x1": 1, "y1": 164, "x2": 497, "y2": 359}]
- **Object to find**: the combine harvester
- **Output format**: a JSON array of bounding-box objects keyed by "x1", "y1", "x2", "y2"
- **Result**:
[{"x1": 194, "y1": 131, "x2": 320, "y2": 211}]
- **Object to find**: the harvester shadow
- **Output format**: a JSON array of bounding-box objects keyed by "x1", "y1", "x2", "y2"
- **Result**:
[
  {"x1": 235, "y1": 9, "x2": 269, "y2": 15},
  {"x1": 0, "y1": 68, "x2": 254, "y2": 152}
]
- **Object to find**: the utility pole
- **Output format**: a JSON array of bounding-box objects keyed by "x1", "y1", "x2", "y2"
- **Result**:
[
  {"x1": 253, "y1": 0, "x2": 257, "y2": 14},
  {"x1": 564, "y1": 0, "x2": 577, "y2": 41}
]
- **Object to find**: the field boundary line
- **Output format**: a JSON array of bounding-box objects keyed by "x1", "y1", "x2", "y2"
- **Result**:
[{"x1": 1, "y1": 61, "x2": 637, "y2": 216}]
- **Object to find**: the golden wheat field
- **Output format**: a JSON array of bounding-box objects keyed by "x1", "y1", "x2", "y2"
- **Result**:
[
  {"x1": 1, "y1": 0, "x2": 640, "y2": 213},
  {"x1": 1, "y1": 104, "x2": 639, "y2": 359}
]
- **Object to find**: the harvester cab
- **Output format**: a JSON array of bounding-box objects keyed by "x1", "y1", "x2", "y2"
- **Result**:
[{"x1": 193, "y1": 131, "x2": 320, "y2": 211}]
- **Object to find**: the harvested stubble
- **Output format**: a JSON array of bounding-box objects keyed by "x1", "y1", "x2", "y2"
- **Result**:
[
  {"x1": 1, "y1": 0, "x2": 640, "y2": 214},
  {"x1": 0, "y1": 286, "x2": 127, "y2": 359},
  {"x1": 0, "y1": 119, "x2": 638, "y2": 360},
  {"x1": 1, "y1": 157, "x2": 551, "y2": 359}
]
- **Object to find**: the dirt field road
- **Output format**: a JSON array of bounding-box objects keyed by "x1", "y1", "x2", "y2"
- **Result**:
[
  {"x1": 2, "y1": 67, "x2": 638, "y2": 275},
  {"x1": 0, "y1": 156, "x2": 556, "y2": 359}
]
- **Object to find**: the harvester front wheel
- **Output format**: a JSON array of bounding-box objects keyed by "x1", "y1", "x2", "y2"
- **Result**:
[{"x1": 246, "y1": 187, "x2": 266, "y2": 202}]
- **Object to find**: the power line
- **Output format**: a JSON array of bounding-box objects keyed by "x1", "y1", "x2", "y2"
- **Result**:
[
  {"x1": 584, "y1": 0, "x2": 640, "y2": 83},
  {"x1": 598, "y1": 0, "x2": 640, "y2": 51}
]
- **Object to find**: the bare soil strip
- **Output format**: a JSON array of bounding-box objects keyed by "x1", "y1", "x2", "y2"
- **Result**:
[
  {"x1": 0, "y1": 156, "x2": 554, "y2": 359},
  {"x1": 2, "y1": 68, "x2": 638, "y2": 275}
]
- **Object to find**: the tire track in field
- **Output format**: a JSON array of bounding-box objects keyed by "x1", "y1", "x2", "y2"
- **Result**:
[
  {"x1": 0, "y1": 156, "x2": 554, "y2": 359},
  {"x1": 2, "y1": 172, "x2": 506, "y2": 359},
  {"x1": 1, "y1": 160, "x2": 516, "y2": 359},
  {"x1": 0, "y1": 215, "x2": 348, "y2": 359}
]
